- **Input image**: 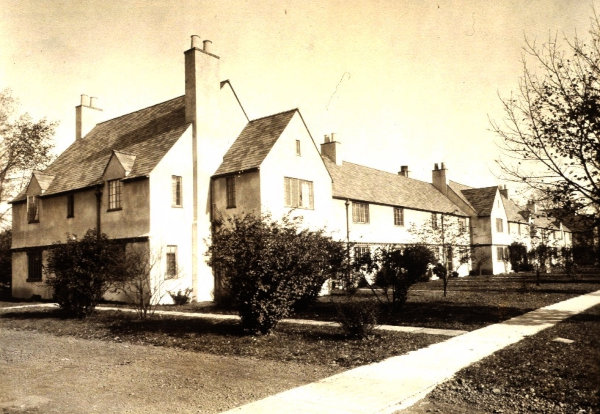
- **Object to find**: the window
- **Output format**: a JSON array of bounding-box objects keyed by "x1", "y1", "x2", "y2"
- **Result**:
[
  {"x1": 107, "y1": 179, "x2": 122, "y2": 210},
  {"x1": 352, "y1": 202, "x2": 369, "y2": 223},
  {"x1": 226, "y1": 176, "x2": 236, "y2": 208},
  {"x1": 67, "y1": 193, "x2": 74, "y2": 218},
  {"x1": 556, "y1": 230, "x2": 563, "y2": 240},
  {"x1": 284, "y1": 177, "x2": 314, "y2": 209},
  {"x1": 295, "y1": 139, "x2": 301, "y2": 156},
  {"x1": 431, "y1": 213, "x2": 438, "y2": 230},
  {"x1": 496, "y1": 218, "x2": 504, "y2": 233},
  {"x1": 496, "y1": 246, "x2": 508, "y2": 261},
  {"x1": 458, "y1": 217, "x2": 467, "y2": 233},
  {"x1": 27, "y1": 195, "x2": 39, "y2": 223},
  {"x1": 394, "y1": 207, "x2": 404, "y2": 226},
  {"x1": 27, "y1": 250, "x2": 42, "y2": 281},
  {"x1": 354, "y1": 245, "x2": 370, "y2": 261},
  {"x1": 166, "y1": 245, "x2": 178, "y2": 278},
  {"x1": 172, "y1": 176, "x2": 182, "y2": 207}
]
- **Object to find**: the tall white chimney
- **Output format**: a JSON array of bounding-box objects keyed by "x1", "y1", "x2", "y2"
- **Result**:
[
  {"x1": 75, "y1": 94, "x2": 103, "y2": 140},
  {"x1": 432, "y1": 162, "x2": 448, "y2": 195}
]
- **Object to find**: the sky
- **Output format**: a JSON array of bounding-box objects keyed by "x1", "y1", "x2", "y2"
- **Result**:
[{"x1": 0, "y1": 0, "x2": 594, "y2": 190}]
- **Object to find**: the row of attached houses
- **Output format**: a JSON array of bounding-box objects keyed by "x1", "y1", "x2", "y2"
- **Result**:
[{"x1": 11, "y1": 36, "x2": 572, "y2": 302}]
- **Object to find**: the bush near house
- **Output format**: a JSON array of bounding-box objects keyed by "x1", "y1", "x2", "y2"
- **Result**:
[
  {"x1": 508, "y1": 242, "x2": 528, "y2": 272},
  {"x1": 208, "y1": 213, "x2": 346, "y2": 335},
  {"x1": 45, "y1": 229, "x2": 123, "y2": 317},
  {"x1": 0, "y1": 229, "x2": 11, "y2": 298}
]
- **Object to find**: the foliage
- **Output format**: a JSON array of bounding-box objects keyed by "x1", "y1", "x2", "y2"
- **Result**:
[
  {"x1": 471, "y1": 248, "x2": 491, "y2": 276},
  {"x1": 335, "y1": 299, "x2": 379, "y2": 339},
  {"x1": 0, "y1": 229, "x2": 11, "y2": 297},
  {"x1": 0, "y1": 89, "x2": 56, "y2": 227},
  {"x1": 508, "y1": 242, "x2": 529, "y2": 272},
  {"x1": 169, "y1": 288, "x2": 192, "y2": 306},
  {"x1": 45, "y1": 229, "x2": 121, "y2": 317},
  {"x1": 492, "y1": 14, "x2": 600, "y2": 224},
  {"x1": 111, "y1": 243, "x2": 168, "y2": 319},
  {"x1": 208, "y1": 213, "x2": 347, "y2": 335}
]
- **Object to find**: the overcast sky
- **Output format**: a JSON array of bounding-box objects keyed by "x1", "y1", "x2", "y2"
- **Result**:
[{"x1": 0, "y1": 0, "x2": 594, "y2": 189}]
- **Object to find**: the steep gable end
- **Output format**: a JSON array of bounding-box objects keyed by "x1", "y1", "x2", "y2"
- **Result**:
[
  {"x1": 460, "y1": 186, "x2": 499, "y2": 216},
  {"x1": 28, "y1": 172, "x2": 55, "y2": 195},
  {"x1": 214, "y1": 109, "x2": 296, "y2": 176}
]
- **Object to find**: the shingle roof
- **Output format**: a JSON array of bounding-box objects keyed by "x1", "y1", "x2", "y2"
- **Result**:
[
  {"x1": 460, "y1": 186, "x2": 498, "y2": 216},
  {"x1": 501, "y1": 195, "x2": 529, "y2": 224},
  {"x1": 13, "y1": 96, "x2": 189, "y2": 201},
  {"x1": 323, "y1": 158, "x2": 468, "y2": 215},
  {"x1": 448, "y1": 180, "x2": 475, "y2": 210},
  {"x1": 214, "y1": 109, "x2": 296, "y2": 176}
]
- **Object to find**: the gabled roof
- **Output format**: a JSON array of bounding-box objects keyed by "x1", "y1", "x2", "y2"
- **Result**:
[
  {"x1": 323, "y1": 158, "x2": 468, "y2": 215},
  {"x1": 13, "y1": 96, "x2": 189, "y2": 201},
  {"x1": 460, "y1": 186, "x2": 498, "y2": 216},
  {"x1": 501, "y1": 195, "x2": 529, "y2": 224},
  {"x1": 532, "y1": 214, "x2": 561, "y2": 231},
  {"x1": 448, "y1": 180, "x2": 475, "y2": 211},
  {"x1": 31, "y1": 172, "x2": 56, "y2": 194},
  {"x1": 112, "y1": 150, "x2": 137, "y2": 176},
  {"x1": 214, "y1": 109, "x2": 297, "y2": 176}
]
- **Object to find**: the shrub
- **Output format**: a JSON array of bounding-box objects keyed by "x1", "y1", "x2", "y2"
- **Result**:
[
  {"x1": 508, "y1": 242, "x2": 528, "y2": 272},
  {"x1": 208, "y1": 213, "x2": 347, "y2": 335},
  {"x1": 45, "y1": 230, "x2": 121, "y2": 317},
  {"x1": 0, "y1": 229, "x2": 11, "y2": 298},
  {"x1": 336, "y1": 300, "x2": 379, "y2": 339},
  {"x1": 169, "y1": 288, "x2": 192, "y2": 306}
]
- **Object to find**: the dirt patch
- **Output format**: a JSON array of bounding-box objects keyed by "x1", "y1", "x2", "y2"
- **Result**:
[
  {"x1": 400, "y1": 304, "x2": 600, "y2": 414},
  {"x1": 0, "y1": 329, "x2": 340, "y2": 414}
]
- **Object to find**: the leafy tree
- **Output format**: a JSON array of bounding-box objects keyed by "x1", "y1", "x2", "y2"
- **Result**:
[
  {"x1": 0, "y1": 229, "x2": 11, "y2": 297},
  {"x1": 208, "y1": 213, "x2": 346, "y2": 335},
  {"x1": 45, "y1": 229, "x2": 121, "y2": 317},
  {"x1": 492, "y1": 14, "x2": 600, "y2": 224},
  {"x1": 0, "y1": 89, "x2": 56, "y2": 227},
  {"x1": 508, "y1": 242, "x2": 529, "y2": 272}
]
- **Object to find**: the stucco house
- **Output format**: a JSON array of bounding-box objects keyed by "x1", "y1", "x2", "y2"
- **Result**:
[{"x1": 11, "y1": 36, "x2": 573, "y2": 302}]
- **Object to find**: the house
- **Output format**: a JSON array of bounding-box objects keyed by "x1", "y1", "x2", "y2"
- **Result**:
[{"x1": 11, "y1": 36, "x2": 574, "y2": 302}]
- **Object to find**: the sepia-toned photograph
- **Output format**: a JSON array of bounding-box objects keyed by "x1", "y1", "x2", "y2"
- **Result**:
[{"x1": 1, "y1": 1, "x2": 598, "y2": 413}]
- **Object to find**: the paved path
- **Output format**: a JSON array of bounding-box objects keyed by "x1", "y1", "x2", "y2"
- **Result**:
[
  {"x1": 0, "y1": 303, "x2": 466, "y2": 337},
  {"x1": 220, "y1": 290, "x2": 600, "y2": 414}
]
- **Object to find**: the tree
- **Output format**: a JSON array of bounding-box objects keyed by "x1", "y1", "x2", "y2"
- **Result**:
[
  {"x1": 208, "y1": 213, "x2": 346, "y2": 335},
  {"x1": 492, "y1": 14, "x2": 600, "y2": 224},
  {"x1": 0, "y1": 89, "x2": 56, "y2": 228},
  {"x1": 0, "y1": 229, "x2": 11, "y2": 298},
  {"x1": 45, "y1": 229, "x2": 121, "y2": 317}
]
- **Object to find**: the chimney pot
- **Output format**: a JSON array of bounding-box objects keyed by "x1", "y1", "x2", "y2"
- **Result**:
[
  {"x1": 441, "y1": 162, "x2": 446, "y2": 170},
  {"x1": 89, "y1": 96, "x2": 98, "y2": 108},
  {"x1": 191, "y1": 35, "x2": 201, "y2": 49},
  {"x1": 80, "y1": 94, "x2": 90, "y2": 107},
  {"x1": 399, "y1": 165, "x2": 409, "y2": 177},
  {"x1": 203, "y1": 40, "x2": 212, "y2": 53},
  {"x1": 324, "y1": 134, "x2": 330, "y2": 143},
  {"x1": 330, "y1": 132, "x2": 336, "y2": 142},
  {"x1": 434, "y1": 163, "x2": 439, "y2": 170}
]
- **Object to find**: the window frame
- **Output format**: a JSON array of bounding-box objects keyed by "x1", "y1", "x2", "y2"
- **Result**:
[
  {"x1": 107, "y1": 179, "x2": 123, "y2": 211},
  {"x1": 393, "y1": 207, "x2": 404, "y2": 226},
  {"x1": 496, "y1": 246, "x2": 508, "y2": 262},
  {"x1": 496, "y1": 218, "x2": 504, "y2": 233},
  {"x1": 431, "y1": 213, "x2": 438, "y2": 230},
  {"x1": 27, "y1": 249, "x2": 43, "y2": 282},
  {"x1": 66, "y1": 193, "x2": 75, "y2": 218},
  {"x1": 284, "y1": 177, "x2": 314, "y2": 210},
  {"x1": 352, "y1": 201, "x2": 370, "y2": 224},
  {"x1": 172, "y1": 175, "x2": 183, "y2": 208},
  {"x1": 27, "y1": 195, "x2": 39, "y2": 223},
  {"x1": 295, "y1": 139, "x2": 301, "y2": 156},
  {"x1": 226, "y1": 176, "x2": 236, "y2": 209},
  {"x1": 166, "y1": 245, "x2": 178, "y2": 279}
]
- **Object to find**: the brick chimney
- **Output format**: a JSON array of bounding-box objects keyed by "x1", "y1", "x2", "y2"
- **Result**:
[
  {"x1": 398, "y1": 165, "x2": 410, "y2": 177},
  {"x1": 321, "y1": 132, "x2": 342, "y2": 165},
  {"x1": 432, "y1": 162, "x2": 448, "y2": 196},
  {"x1": 75, "y1": 94, "x2": 103, "y2": 140}
]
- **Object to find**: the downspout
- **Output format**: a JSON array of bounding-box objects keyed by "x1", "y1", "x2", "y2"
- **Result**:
[
  {"x1": 345, "y1": 199, "x2": 351, "y2": 286},
  {"x1": 95, "y1": 184, "x2": 103, "y2": 237}
]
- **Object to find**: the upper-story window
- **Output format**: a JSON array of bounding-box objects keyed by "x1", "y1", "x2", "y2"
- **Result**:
[
  {"x1": 295, "y1": 139, "x2": 301, "y2": 156},
  {"x1": 284, "y1": 177, "x2": 313, "y2": 209},
  {"x1": 226, "y1": 176, "x2": 236, "y2": 208},
  {"x1": 108, "y1": 179, "x2": 122, "y2": 211},
  {"x1": 27, "y1": 195, "x2": 39, "y2": 223},
  {"x1": 458, "y1": 217, "x2": 467, "y2": 232},
  {"x1": 431, "y1": 213, "x2": 438, "y2": 230},
  {"x1": 166, "y1": 245, "x2": 178, "y2": 278},
  {"x1": 352, "y1": 201, "x2": 369, "y2": 224},
  {"x1": 67, "y1": 193, "x2": 74, "y2": 218},
  {"x1": 172, "y1": 176, "x2": 182, "y2": 207},
  {"x1": 394, "y1": 207, "x2": 404, "y2": 226},
  {"x1": 496, "y1": 218, "x2": 504, "y2": 233}
]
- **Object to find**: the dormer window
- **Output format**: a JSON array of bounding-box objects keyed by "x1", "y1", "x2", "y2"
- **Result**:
[
  {"x1": 27, "y1": 195, "x2": 39, "y2": 223},
  {"x1": 107, "y1": 179, "x2": 122, "y2": 210}
]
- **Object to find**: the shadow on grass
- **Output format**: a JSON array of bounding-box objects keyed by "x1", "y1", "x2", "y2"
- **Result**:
[{"x1": 0, "y1": 310, "x2": 65, "y2": 320}]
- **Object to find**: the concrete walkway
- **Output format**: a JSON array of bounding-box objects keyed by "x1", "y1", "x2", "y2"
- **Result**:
[
  {"x1": 0, "y1": 303, "x2": 466, "y2": 337},
  {"x1": 220, "y1": 290, "x2": 600, "y2": 414}
]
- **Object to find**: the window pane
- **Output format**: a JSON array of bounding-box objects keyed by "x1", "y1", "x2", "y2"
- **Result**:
[
  {"x1": 172, "y1": 176, "x2": 182, "y2": 207},
  {"x1": 166, "y1": 246, "x2": 177, "y2": 278},
  {"x1": 226, "y1": 176, "x2": 236, "y2": 208}
]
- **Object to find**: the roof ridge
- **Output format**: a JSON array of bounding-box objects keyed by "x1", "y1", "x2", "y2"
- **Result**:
[
  {"x1": 341, "y1": 160, "x2": 432, "y2": 185},
  {"x1": 95, "y1": 95, "x2": 185, "y2": 126},
  {"x1": 249, "y1": 108, "x2": 297, "y2": 123}
]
